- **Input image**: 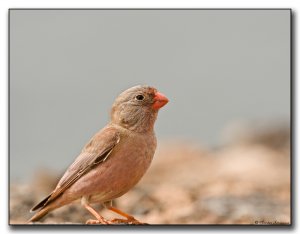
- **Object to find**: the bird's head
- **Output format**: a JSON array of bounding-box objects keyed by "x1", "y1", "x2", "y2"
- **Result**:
[{"x1": 110, "y1": 85, "x2": 169, "y2": 133}]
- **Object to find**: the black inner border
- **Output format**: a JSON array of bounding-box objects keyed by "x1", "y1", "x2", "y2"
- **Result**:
[{"x1": 7, "y1": 8, "x2": 293, "y2": 230}]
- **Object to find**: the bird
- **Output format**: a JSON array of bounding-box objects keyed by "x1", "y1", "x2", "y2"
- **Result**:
[{"x1": 28, "y1": 85, "x2": 169, "y2": 224}]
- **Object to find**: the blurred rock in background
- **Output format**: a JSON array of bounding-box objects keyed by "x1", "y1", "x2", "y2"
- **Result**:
[{"x1": 10, "y1": 123, "x2": 290, "y2": 225}]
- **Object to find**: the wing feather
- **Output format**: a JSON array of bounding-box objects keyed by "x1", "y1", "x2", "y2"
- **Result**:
[{"x1": 31, "y1": 126, "x2": 120, "y2": 211}]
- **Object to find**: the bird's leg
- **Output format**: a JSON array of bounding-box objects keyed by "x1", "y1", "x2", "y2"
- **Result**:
[
  {"x1": 82, "y1": 197, "x2": 109, "y2": 225},
  {"x1": 104, "y1": 201, "x2": 145, "y2": 224}
]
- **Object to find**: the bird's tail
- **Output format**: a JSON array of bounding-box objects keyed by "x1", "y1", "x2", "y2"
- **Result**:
[{"x1": 28, "y1": 206, "x2": 53, "y2": 223}]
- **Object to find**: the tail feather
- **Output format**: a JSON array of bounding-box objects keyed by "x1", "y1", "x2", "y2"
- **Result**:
[
  {"x1": 30, "y1": 194, "x2": 52, "y2": 212},
  {"x1": 29, "y1": 193, "x2": 55, "y2": 223},
  {"x1": 28, "y1": 206, "x2": 52, "y2": 223}
]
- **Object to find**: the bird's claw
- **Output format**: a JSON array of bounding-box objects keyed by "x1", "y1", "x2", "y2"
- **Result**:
[
  {"x1": 85, "y1": 218, "x2": 146, "y2": 225},
  {"x1": 108, "y1": 217, "x2": 147, "y2": 225},
  {"x1": 86, "y1": 219, "x2": 99, "y2": 224},
  {"x1": 85, "y1": 219, "x2": 110, "y2": 225}
]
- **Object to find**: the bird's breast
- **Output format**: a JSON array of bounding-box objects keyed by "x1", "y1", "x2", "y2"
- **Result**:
[
  {"x1": 85, "y1": 131, "x2": 157, "y2": 203},
  {"x1": 113, "y1": 131, "x2": 157, "y2": 176}
]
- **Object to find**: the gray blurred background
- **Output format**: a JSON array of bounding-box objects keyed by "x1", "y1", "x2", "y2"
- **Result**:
[{"x1": 10, "y1": 9, "x2": 290, "y2": 181}]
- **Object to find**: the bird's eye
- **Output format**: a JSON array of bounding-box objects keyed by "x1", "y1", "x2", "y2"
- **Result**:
[{"x1": 135, "y1": 94, "x2": 145, "y2": 101}]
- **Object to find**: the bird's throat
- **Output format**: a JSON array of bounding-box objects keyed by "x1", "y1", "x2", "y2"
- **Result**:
[{"x1": 111, "y1": 108, "x2": 157, "y2": 133}]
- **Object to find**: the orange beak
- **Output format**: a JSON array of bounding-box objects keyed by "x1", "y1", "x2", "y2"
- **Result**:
[{"x1": 152, "y1": 92, "x2": 169, "y2": 110}]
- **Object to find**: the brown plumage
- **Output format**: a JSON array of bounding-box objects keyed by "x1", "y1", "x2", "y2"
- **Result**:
[{"x1": 29, "y1": 85, "x2": 169, "y2": 224}]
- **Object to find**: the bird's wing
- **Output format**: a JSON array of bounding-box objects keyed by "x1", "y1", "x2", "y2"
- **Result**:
[{"x1": 30, "y1": 126, "x2": 120, "y2": 212}]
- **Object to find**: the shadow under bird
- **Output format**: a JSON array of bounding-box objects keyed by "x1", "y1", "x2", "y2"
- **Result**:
[{"x1": 29, "y1": 85, "x2": 169, "y2": 224}]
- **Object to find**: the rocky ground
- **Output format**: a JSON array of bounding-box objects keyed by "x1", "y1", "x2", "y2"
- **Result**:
[{"x1": 10, "y1": 124, "x2": 291, "y2": 225}]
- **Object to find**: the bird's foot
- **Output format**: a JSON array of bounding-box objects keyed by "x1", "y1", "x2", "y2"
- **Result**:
[
  {"x1": 85, "y1": 219, "x2": 110, "y2": 225},
  {"x1": 86, "y1": 219, "x2": 100, "y2": 224},
  {"x1": 108, "y1": 217, "x2": 148, "y2": 225}
]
